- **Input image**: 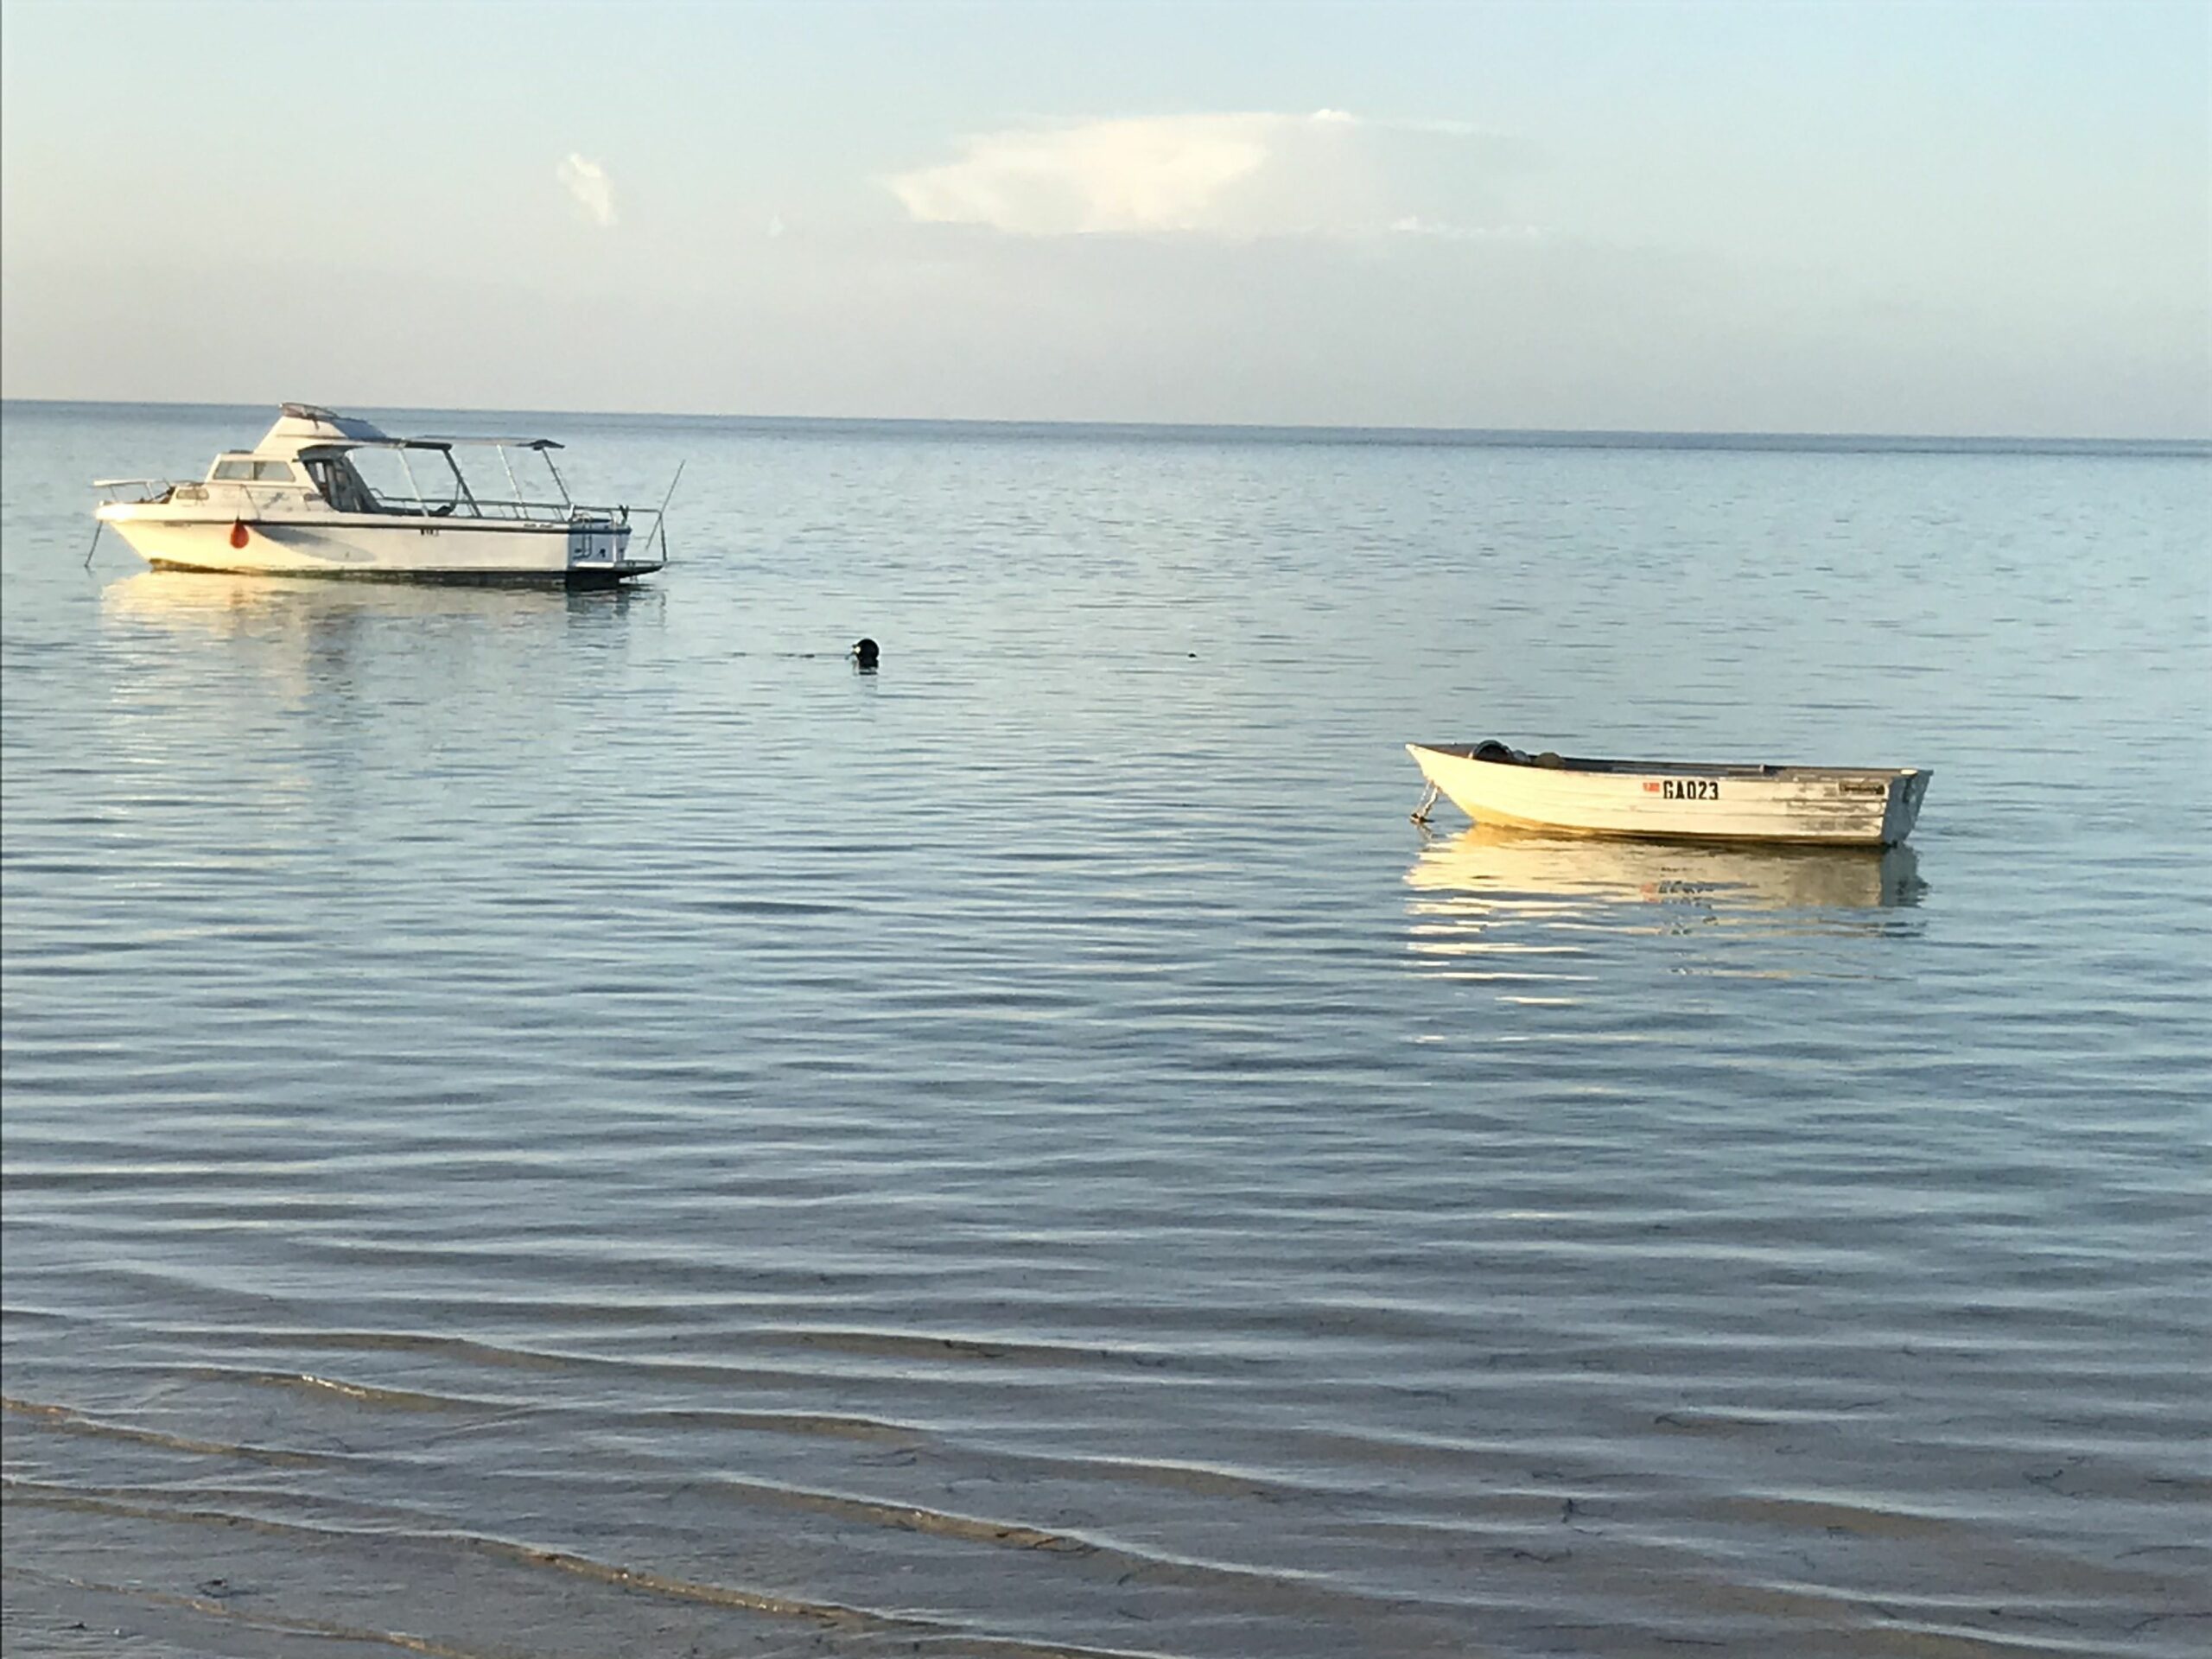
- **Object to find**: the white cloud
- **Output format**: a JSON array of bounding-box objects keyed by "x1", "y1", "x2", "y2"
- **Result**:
[
  {"x1": 1390, "y1": 215, "x2": 1543, "y2": 241},
  {"x1": 887, "y1": 114, "x2": 1292, "y2": 236},
  {"x1": 556, "y1": 153, "x2": 616, "y2": 228},
  {"x1": 886, "y1": 111, "x2": 1506, "y2": 240}
]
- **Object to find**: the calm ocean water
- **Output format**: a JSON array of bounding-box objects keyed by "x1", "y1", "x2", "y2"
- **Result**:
[{"x1": 3, "y1": 400, "x2": 2207, "y2": 1657}]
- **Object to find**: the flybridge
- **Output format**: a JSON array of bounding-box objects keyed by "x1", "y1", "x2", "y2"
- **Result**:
[{"x1": 270, "y1": 403, "x2": 564, "y2": 453}]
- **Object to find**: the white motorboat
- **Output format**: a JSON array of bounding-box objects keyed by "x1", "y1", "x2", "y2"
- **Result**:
[
  {"x1": 92, "y1": 404, "x2": 669, "y2": 584},
  {"x1": 1408, "y1": 741, "x2": 1931, "y2": 847}
]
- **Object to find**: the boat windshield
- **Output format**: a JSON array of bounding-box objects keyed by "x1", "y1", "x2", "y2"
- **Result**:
[
  {"x1": 342, "y1": 447, "x2": 467, "y2": 514},
  {"x1": 304, "y1": 454, "x2": 379, "y2": 513},
  {"x1": 320, "y1": 442, "x2": 578, "y2": 521}
]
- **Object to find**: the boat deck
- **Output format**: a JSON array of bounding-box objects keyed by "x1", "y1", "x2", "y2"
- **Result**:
[{"x1": 1414, "y1": 745, "x2": 1919, "y2": 780}]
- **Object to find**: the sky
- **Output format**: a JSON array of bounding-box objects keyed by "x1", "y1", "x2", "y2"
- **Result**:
[{"x1": 2, "y1": 0, "x2": 2205, "y2": 436}]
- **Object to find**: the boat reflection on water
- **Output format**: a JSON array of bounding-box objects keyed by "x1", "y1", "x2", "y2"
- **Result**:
[
  {"x1": 98, "y1": 570, "x2": 652, "y2": 710},
  {"x1": 1409, "y1": 823, "x2": 1925, "y2": 911},
  {"x1": 1406, "y1": 823, "x2": 1925, "y2": 979},
  {"x1": 99, "y1": 569, "x2": 651, "y2": 635}
]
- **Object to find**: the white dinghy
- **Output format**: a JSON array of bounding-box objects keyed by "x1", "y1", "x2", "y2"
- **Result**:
[
  {"x1": 1407, "y1": 741, "x2": 1930, "y2": 847},
  {"x1": 92, "y1": 404, "x2": 671, "y2": 585}
]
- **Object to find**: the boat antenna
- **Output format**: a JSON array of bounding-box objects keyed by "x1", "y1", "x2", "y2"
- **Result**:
[{"x1": 651, "y1": 460, "x2": 684, "y2": 563}]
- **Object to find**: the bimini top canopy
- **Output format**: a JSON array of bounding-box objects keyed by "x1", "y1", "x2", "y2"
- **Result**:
[{"x1": 254, "y1": 404, "x2": 563, "y2": 461}]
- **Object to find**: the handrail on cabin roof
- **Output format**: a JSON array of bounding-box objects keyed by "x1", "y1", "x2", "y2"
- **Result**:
[
  {"x1": 291, "y1": 435, "x2": 564, "y2": 454},
  {"x1": 276, "y1": 404, "x2": 563, "y2": 449}
]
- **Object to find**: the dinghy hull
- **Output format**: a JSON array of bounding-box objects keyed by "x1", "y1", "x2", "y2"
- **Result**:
[{"x1": 1408, "y1": 743, "x2": 1930, "y2": 846}]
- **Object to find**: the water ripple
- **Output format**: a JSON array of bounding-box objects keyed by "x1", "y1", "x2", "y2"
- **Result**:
[{"x1": 6, "y1": 407, "x2": 2208, "y2": 1656}]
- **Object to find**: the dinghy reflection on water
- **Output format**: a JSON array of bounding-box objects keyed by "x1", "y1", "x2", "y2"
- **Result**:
[
  {"x1": 1408, "y1": 823, "x2": 1925, "y2": 914},
  {"x1": 1405, "y1": 824, "x2": 1924, "y2": 974}
]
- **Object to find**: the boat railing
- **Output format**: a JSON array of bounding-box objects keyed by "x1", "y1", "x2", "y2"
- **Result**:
[
  {"x1": 624, "y1": 505, "x2": 668, "y2": 562},
  {"x1": 95, "y1": 474, "x2": 651, "y2": 518},
  {"x1": 93, "y1": 475, "x2": 653, "y2": 537},
  {"x1": 358, "y1": 493, "x2": 647, "y2": 531},
  {"x1": 411, "y1": 495, "x2": 620, "y2": 524},
  {"x1": 357, "y1": 491, "x2": 664, "y2": 558},
  {"x1": 93, "y1": 477, "x2": 197, "y2": 504}
]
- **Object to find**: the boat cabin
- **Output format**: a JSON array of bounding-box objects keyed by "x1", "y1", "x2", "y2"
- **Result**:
[{"x1": 207, "y1": 404, "x2": 585, "y2": 523}]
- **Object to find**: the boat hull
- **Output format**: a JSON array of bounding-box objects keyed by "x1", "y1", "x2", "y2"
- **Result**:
[
  {"x1": 98, "y1": 509, "x2": 659, "y2": 582},
  {"x1": 1408, "y1": 744, "x2": 1930, "y2": 846}
]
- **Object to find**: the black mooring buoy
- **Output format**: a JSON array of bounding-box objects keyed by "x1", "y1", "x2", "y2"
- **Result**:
[{"x1": 851, "y1": 637, "x2": 880, "y2": 671}]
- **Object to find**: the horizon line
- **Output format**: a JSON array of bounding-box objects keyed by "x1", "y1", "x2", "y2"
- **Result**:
[{"x1": 5, "y1": 397, "x2": 2207, "y2": 455}]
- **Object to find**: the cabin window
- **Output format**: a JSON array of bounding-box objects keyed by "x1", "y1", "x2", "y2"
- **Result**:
[{"x1": 213, "y1": 459, "x2": 297, "y2": 482}]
